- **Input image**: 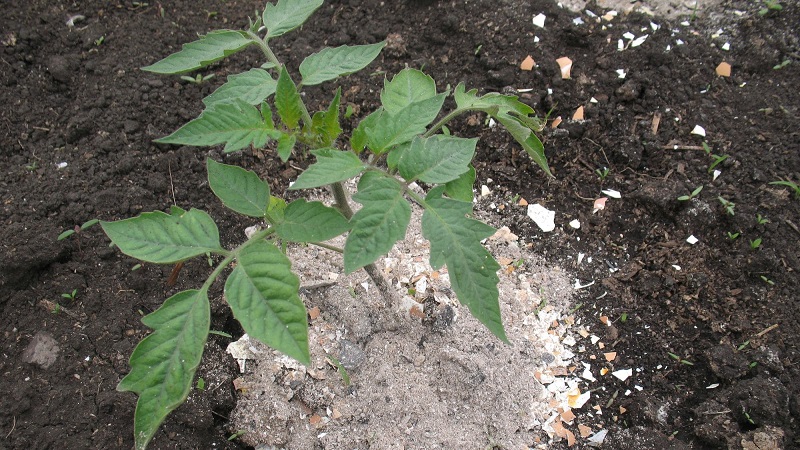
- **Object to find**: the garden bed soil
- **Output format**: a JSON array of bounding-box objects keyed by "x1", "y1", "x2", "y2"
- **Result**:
[{"x1": 1, "y1": 0, "x2": 799, "y2": 448}]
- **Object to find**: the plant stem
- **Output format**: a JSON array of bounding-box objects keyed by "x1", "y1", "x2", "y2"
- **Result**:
[
  {"x1": 201, "y1": 227, "x2": 273, "y2": 293},
  {"x1": 423, "y1": 108, "x2": 466, "y2": 138}
]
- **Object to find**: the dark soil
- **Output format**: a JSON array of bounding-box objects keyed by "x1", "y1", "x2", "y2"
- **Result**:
[{"x1": 1, "y1": 0, "x2": 798, "y2": 449}]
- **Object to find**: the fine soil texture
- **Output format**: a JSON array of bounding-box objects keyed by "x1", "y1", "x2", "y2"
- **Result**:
[{"x1": 1, "y1": 0, "x2": 799, "y2": 449}]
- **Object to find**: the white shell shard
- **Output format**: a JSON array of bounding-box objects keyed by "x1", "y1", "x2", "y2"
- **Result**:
[
  {"x1": 616, "y1": 69, "x2": 627, "y2": 79},
  {"x1": 569, "y1": 219, "x2": 581, "y2": 229},
  {"x1": 686, "y1": 235, "x2": 699, "y2": 245},
  {"x1": 691, "y1": 124, "x2": 706, "y2": 136},
  {"x1": 533, "y1": 13, "x2": 547, "y2": 28},
  {"x1": 527, "y1": 204, "x2": 556, "y2": 232},
  {"x1": 601, "y1": 189, "x2": 621, "y2": 199},
  {"x1": 612, "y1": 368, "x2": 633, "y2": 381},
  {"x1": 713, "y1": 169, "x2": 722, "y2": 181},
  {"x1": 587, "y1": 429, "x2": 608, "y2": 447},
  {"x1": 631, "y1": 34, "x2": 648, "y2": 47}
]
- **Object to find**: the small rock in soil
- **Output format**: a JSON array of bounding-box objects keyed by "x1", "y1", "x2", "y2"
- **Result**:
[
  {"x1": 694, "y1": 398, "x2": 738, "y2": 448},
  {"x1": 738, "y1": 425, "x2": 786, "y2": 450},
  {"x1": 728, "y1": 377, "x2": 790, "y2": 427},
  {"x1": 338, "y1": 339, "x2": 366, "y2": 371},
  {"x1": 21, "y1": 332, "x2": 60, "y2": 369}
]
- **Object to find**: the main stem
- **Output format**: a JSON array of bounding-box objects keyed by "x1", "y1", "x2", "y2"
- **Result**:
[{"x1": 252, "y1": 32, "x2": 400, "y2": 311}]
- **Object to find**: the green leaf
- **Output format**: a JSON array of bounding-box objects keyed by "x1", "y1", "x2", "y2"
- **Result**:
[
  {"x1": 202, "y1": 68, "x2": 277, "y2": 107},
  {"x1": 453, "y1": 83, "x2": 534, "y2": 117},
  {"x1": 263, "y1": 0, "x2": 323, "y2": 38},
  {"x1": 300, "y1": 42, "x2": 386, "y2": 86},
  {"x1": 276, "y1": 133, "x2": 296, "y2": 162},
  {"x1": 365, "y1": 93, "x2": 446, "y2": 154},
  {"x1": 290, "y1": 148, "x2": 365, "y2": 189},
  {"x1": 421, "y1": 194, "x2": 507, "y2": 342},
  {"x1": 495, "y1": 114, "x2": 551, "y2": 176},
  {"x1": 350, "y1": 107, "x2": 382, "y2": 153},
  {"x1": 275, "y1": 66, "x2": 303, "y2": 129},
  {"x1": 101, "y1": 208, "x2": 224, "y2": 264},
  {"x1": 225, "y1": 240, "x2": 310, "y2": 364},
  {"x1": 266, "y1": 196, "x2": 287, "y2": 224},
  {"x1": 310, "y1": 88, "x2": 342, "y2": 148},
  {"x1": 445, "y1": 164, "x2": 476, "y2": 202},
  {"x1": 344, "y1": 172, "x2": 410, "y2": 273},
  {"x1": 381, "y1": 69, "x2": 438, "y2": 114},
  {"x1": 397, "y1": 135, "x2": 477, "y2": 184},
  {"x1": 206, "y1": 158, "x2": 270, "y2": 218},
  {"x1": 155, "y1": 99, "x2": 280, "y2": 153},
  {"x1": 118, "y1": 289, "x2": 210, "y2": 450},
  {"x1": 142, "y1": 30, "x2": 252, "y2": 74},
  {"x1": 274, "y1": 199, "x2": 350, "y2": 242}
]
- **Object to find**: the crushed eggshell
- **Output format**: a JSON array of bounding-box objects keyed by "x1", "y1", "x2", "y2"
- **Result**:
[
  {"x1": 587, "y1": 429, "x2": 608, "y2": 447},
  {"x1": 566, "y1": 429, "x2": 576, "y2": 446},
  {"x1": 518, "y1": 197, "x2": 528, "y2": 206},
  {"x1": 573, "y1": 105, "x2": 584, "y2": 120},
  {"x1": 551, "y1": 116, "x2": 563, "y2": 128},
  {"x1": 520, "y1": 55, "x2": 536, "y2": 71},
  {"x1": 593, "y1": 197, "x2": 607, "y2": 213},
  {"x1": 600, "y1": 367, "x2": 609, "y2": 376},
  {"x1": 686, "y1": 235, "x2": 699, "y2": 245},
  {"x1": 579, "y1": 424, "x2": 593, "y2": 437},
  {"x1": 561, "y1": 408, "x2": 576, "y2": 423},
  {"x1": 490, "y1": 226, "x2": 519, "y2": 242},
  {"x1": 532, "y1": 13, "x2": 546, "y2": 28},
  {"x1": 308, "y1": 306, "x2": 321, "y2": 320},
  {"x1": 599, "y1": 316, "x2": 610, "y2": 325},
  {"x1": 567, "y1": 388, "x2": 591, "y2": 409},
  {"x1": 601, "y1": 189, "x2": 621, "y2": 199},
  {"x1": 691, "y1": 124, "x2": 706, "y2": 137},
  {"x1": 527, "y1": 204, "x2": 556, "y2": 232},
  {"x1": 556, "y1": 57, "x2": 573, "y2": 79},
  {"x1": 569, "y1": 219, "x2": 581, "y2": 229},
  {"x1": 604, "y1": 352, "x2": 617, "y2": 362},
  {"x1": 713, "y1": 169, "x2": 722, "y2": 181},
  {"x1": 616, "y1": 69, "x2": 627, "y2": 79},
  {"x1": 481, "y1": 185, "x2": 491, "y2": 196},
  {"x1": 612, "y1": 368, "x2": 633, "y2": 381},
  {"x1": 716, "y1": 61, "x2": 731, "y2": 77}
]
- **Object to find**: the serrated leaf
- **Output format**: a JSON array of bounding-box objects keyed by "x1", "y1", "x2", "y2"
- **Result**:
[
  {"x1": 142, "y1": 30, "x2": 252, "y2": 74},
  {"x1": 225, "y1": 241, "x2": 309, "y2": 364},
  {"x1": 495, "y1": 113, "x2": 552, "y2": 176},
  {"x1": 155, "y1": 99, "x2": 280, "y2": 153},
  {"x1": 266, "y1": 196, "x2": 287, "y2": 224},
  {"x1": 118, "y1": 289, "x2": 210, "y2": 450},
  {"x1": 445, "y1": 164, "x2": 476, "y2": 202},
  {"x1": 275, "y1": 66, "x2": 303, "y2": 129},
  {"x1": 421, "y1": 194, "x2": 507, "y2": 342},
  {"x1": 300, "y1": 42, "x2": 386, "y2": 86},
  {"x1": 365, "y1": 93, "x2": 446, "y2": 154},
  {"x1": 101, "y1": 208, "x2": 224, "y2": 264},
  {"x1": 344, "y1": 172, "x2": 410, "y2": 273},
  {"x1": 263, "y1": 0, "x2": 323, "y2": 38},
  {"x1": 397, "y1": 135, "x2": 477, "y2": 184},
  {"x1": 350, "y1": 107, "x2": 382, "y2": 153},
  {"x1": 453, "y1": 83, "x2": 534, "y2": 116},
  {"x1": 309, "y1": 87, "x2": 342, "y2": 148},
  {"x1": 206, "y1": 158, "x2": 270, "y2": 218},
  {"x1": 274, "y1": 199, "x2": 350, "y2": 242},
  {"x1": 289, "y1": 148, "x2": 365, "y2": 189},
  {"x1": 276, "y1": 133, "x2": 296, "y2": 162},
  {"x1": 202, "y1": 68, "x2": 277, "y2": 107},
  {"x1": 381, "y1": 69, "x2": 438, "y2": 114}
]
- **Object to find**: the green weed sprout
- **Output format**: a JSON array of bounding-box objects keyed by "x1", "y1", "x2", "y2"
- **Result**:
[
  {"x1": 677, "y1": 185, "x2": 703, "y2": 201},
  {"x1": 98, "y1": 1, "x2": 551, "y2": 448},
  {"x1": 769, "y1": 179, "x2": 800, "y2": 199}
]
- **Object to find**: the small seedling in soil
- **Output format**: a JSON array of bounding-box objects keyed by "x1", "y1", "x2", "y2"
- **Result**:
[
  {"x1": 180, "y1": 73, "x2": 215, "y2": 84},
  {"x1": 760, "y1": 275, "x2": 775, "y2": 285},
  {"x1": 749, "y1": 238, "x2": 762, "y2": 250},
  {"x1": 707, "y1": 153, "x2": 729, "y2": 173},
  {"x1": 727, "y1": 231, "x2": 740, "y2": 240},
  {"x1": 737, "y1": 340, "x2": 750, "y2": 351},
  {"x1": 769, "y1": 179, "x2": 800, "y2": 198},
  {"x1": 195, "y1": 377, "x2": 206, "y2": 390},
  {"x1": 677, "y1": 185, "x2": 703, "y2": 201},
  {"x1": 326, "y1": 355, "x2": 351, "y2": 386},
  {"x1": 57, "y1": 218, "x2": 100, "y2": 241},
  {"x1": 755, "y1": 214, "x2": 769, "y2": 225},
  {"x1": 667, "y1": 352, "x2": 694, "y2": 366},
  {"x1": 97, "y1": 1, "x2": 551, "y2": 448},
  {"x1": 61, "y1": 289, "x2": 78, "y2": 302},
  {"x1": 748, "y1": 361, "x2": 759, "y2": 369},
  {"x1": 718, "y1": 196, "x2": 736, "y2": 215},
  {"x1": 759, "y1": 0, "x2": 783, "y2": 16},
  {"x1": 227, "y1": 431, "x2": 246, "y2": 441},
  {"x1": 595, "y1": 166, "x2": 610, "y2": 181},
  {"x1": 620, "y1": 312, "x2": 628, "y2": 323},
  {"x1": 773, "y1": 59, "x2": 791, "y2": 70}
]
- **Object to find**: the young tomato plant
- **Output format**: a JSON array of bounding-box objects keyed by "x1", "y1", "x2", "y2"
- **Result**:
[{"x1": 99, "y1": 0, "x2": 550, "y2": 448}]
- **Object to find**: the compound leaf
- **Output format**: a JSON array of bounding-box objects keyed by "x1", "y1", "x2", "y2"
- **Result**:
[
  {"x1": 495, "y1": 113, "x2": 552, "y2": 177},
  {"x1": 445, "y1": 164, "x2": 476, "y2": 202},
  {"x1": 206, "y1": 158, "x2": 270, "y2": 218},
  {"x1": 225, "y1": 241, "x2": 310, "y2": 365},
  {"x1": 300, "y1": 42, "x2": 386, "y2": 86},
  {"x1": 365, "y1": 93, "x2": 446, "y2": 154},
  {"x1": 117, "y1": 289, "x2": 210, "y2": 450},
  {"x1": 290, "y1": 148, "x2": 365, "y2": 189},
  {"x1": 275, "y1": 66, "x2": 303, "y2": 129},
  {"x1": 101, "y1": 208, "x2": 224, "y2": 264},
  {"x1": 344, "y1": 172, "x2": 410, "y2": 273},
  {"x1": 203, "y1": 68, "x2": 277, "y2": 107},
  {"x1": 263, "y1": 0, "x2": 323, "y2": 38},
  {"x1": 274, "y1": 199, "x2": 350, "y2": 242},
  {"x1": 397, "y1": 135, "x2": 477, "y2": 184},
  {"x1": 142, "y1": 30, "x2": 252, "y2": 74},
  {"x1": 381, "y1": 69, "x2": 438, "y2": 114},
  {"x1": 276, "y1": 133, "x2": 296, "y2": 162},
  {"x1": 155, "y1": 99, "x2": 280, "y2": 152},
  {"x1": 421, "y1": 194, "x2": 507, "y2": 343},
  {"x1": 309, "y1": 87, "x2": 342, "y2": 148}
]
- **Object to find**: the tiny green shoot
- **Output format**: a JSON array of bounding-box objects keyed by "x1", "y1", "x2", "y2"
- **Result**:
[
  {"x1": 727, "y1": 231, "x2": 740, "y2": 240},
  {"x1": 94, "y1": 36, "x2": 105, "y2": 46},
  {"x1": 737, "y1": 340, "x2": 750, "y2": 351},
  {"x1": 769, "y1": 179, "x2": 800, "y2": 198},
  {"x1": 678, "y1": 185, "x2": 703, "y2": 201},
  {"x1": 180, "y1": 73, "x2": 215, "y2": 84},
  {"x1": 760, "y1": 275, "x2": 775, "y2": 285},
  {"x1": 773, "y1": 59, "x2": 790, "y2": 70},
  {"x1": 227, "y1": 431, "x2": 246, "y2": 441},
  {"x1": 759, "y1": 0, "x2": 783, "y2": 16},
  {"x1": 596, "y1": 167, "x2": 610, "y2": 180},
  {"x1": 620, "y1": 312, "x2": 628, "y2": 323},
  {"x1": 61, "y1": 289, "x2": 78, "y2": 302},
  {"x1": 718, "y1": 196, "x2": 736, "y2": 215},
  {"x1": 667, "y1": 352, "x2": 694, "y2": 366},
  {"x1": 749, "y1": 238, "x2": 762, "y2": 250},
  {"x1": 707, "y1": 154, "x2": 729, "y2": 173},
  {"x1": 748, "y1": 361, "x2": 758, "y2": 369},
  {"x1": 326, "y1": 355, "x2": 351, "y2": 386},
  {"x1": 196, "y1": 377, "x2": 205, "y2": 390},
  {"x1": 756, "y1": 214, "x2": 769, "y2": 225}
]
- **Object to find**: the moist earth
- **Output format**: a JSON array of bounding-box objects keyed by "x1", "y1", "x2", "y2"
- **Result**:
[{"x1": 1, "y1": 0, "x2": 798, "y2": 449}]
